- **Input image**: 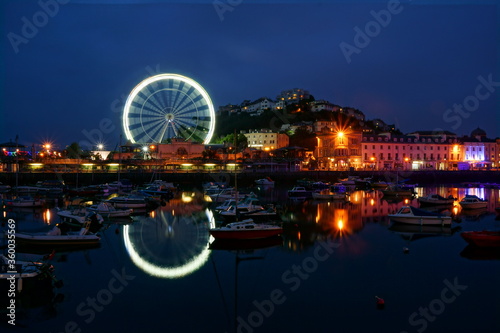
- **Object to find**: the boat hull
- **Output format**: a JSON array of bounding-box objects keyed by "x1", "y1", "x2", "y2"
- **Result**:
[
  {"x1": 388, "y1": 216, "x2": 452, "y2": 226},
  {"x1": 459, "y1": 202, "x2": 488, "y2": 210},
  {"x1": 14, "y1": 233, "x2": 100, "y2": 246},
  {"x1": 209, "y1": 228, "x2": 283, "y2": 240},
  {"x1": 461, "y1": 231, "x2": 500, "y2": 247}
]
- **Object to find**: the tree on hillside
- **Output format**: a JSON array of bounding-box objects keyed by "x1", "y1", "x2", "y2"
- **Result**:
[
  {"x1": 216, "y1": 133, "x2": 248, "y2": 152},
  {"x1": 289, "y1": 127, "x2": 317, "y2": 150},
  {"x1": 65, "y1": 142, "x2": 82, "y2": 159}
]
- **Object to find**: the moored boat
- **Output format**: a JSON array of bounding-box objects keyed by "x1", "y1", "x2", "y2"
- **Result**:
[
  {"x1": 418, "y1": 194, "x2": 455, "y2": 206},
  {"x1": 255, "y1": 177, "x2": 275, "y2": 186},
  {"x1": 12, "y1": 221, "x2": 100, "y2": 246},
  {"x1": 388, "y1": 206, "x2": 452, "y2": 226},
  {"x1": 4, "y1": 196, "x2": 44, "y2": 207},
  {"x1": 461, "y1": 231, "x2": 500, "y2": 247},
  {"x1": 209, "y1": 219, "x2": 283, "y2": 240},
  {"x1": 1, "y1": 255, "x2": 56, "y2": 293},
  {"x1": 459, "y1": 195, "x2": 488, "y2": 210},
  {"x1": 288, "y1": 186, "x2": 313, "y2": 198},
  {"x1": 382, "y1": 184, "x2": 415, "y2": 197},
  {"x1": 87, "y1": 202, "x2": 133, "y2": 218}
]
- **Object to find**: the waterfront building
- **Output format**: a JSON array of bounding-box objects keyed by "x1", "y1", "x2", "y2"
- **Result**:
[
  {"x1": 361, "y1": 131, "x2": 461, "y2": 171},
  {"x1": 243, "y1": 129, "x2": 289, "y2": 150},
  {"x1": 461, "y1": 128, "x2": 498, "y2": 169},
  {"x1": 315, "y1": 125, "x2": 363, "y2": 170}
]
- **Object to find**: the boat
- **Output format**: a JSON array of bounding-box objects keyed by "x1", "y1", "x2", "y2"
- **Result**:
[
  {"x1": 354, "y1": 177, "x2": 372, "y2": 189},
  {"x1": 208, "y1": 188, "x2": 241, "y2": 203},
  {"x1": 312, "y1": 190, "x2": 348, "y2": 201},
  {"x1": 12, "y1": 220, "x2": 101, "y2": 246},
  {"x1": 4, "y1": 196, "x2": 45, "y2": 207},
  {"x1": 107, "y1": 179, "x2": 133, "y2": 191},
  {"x1": 106, "y1": 194, "x2": 154, "y2": 208},
  {"x1": 1, "y1": 255, "x2": 56, "y2": 293},
  {"x1": 218, "y1": 204, "x2": 279, "y2": 222},
  {"x1": 287, "y1": 186, "x2": 313, "y2": 198},
  {"x1": 459, "y1": 195, "x2": 488, "y2": 209},
  {"x1": 141, "y1": 184, "x2": 175, "y2": 200},
  {"x1": 461, "y1": 231, "x2": 500, "y2": 247},
  {"x1": 418, "y1": 194, "x2": 455, "y2": 206},
  {"x1": 255, "y1": 177, "x2": 275, "y2": 186},
  {"x1": 67, "y1": 185, "x2": 101, "y2": 197},
  {"x1": 209, "y1": 219, "x2": 283, "y2": 240},
  {"x1": 382, "y1": 184, "x2": 415, "y2": 197},
  {"x1": 370, "y1": 180, "x2": 389, "y2": 189},
  {"x1": 388, "y1": 206, "x2": 452, "y2": 226},
  {"x1": 0, "y1": 182, "x2": 11, "y2": 193},
  {"x1": 87, "y1": 202, "x2": 133, "y2": 218}
]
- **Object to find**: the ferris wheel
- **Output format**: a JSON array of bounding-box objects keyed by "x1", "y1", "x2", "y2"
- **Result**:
[{"x1": 122, "y1": 74, "x2": 216, "y2": 144}]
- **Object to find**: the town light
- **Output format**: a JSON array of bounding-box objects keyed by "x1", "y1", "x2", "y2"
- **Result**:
[{"x1": 337, "y1": 131, "x2": 344, "y2": 137}]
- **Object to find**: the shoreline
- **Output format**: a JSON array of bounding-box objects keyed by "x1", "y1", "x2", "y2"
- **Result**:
[{"x1": 0, "y1": 170, "x2": 498, "y2": 188}]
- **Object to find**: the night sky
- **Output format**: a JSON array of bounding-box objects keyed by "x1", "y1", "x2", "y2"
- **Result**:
[{"x1": 1, "y1": 0, "x2": 498, "y2": 150}]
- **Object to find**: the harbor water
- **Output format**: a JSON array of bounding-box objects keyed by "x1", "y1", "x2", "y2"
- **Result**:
[{"x1": 1, "y1": 184, "x2": 499, "y2": 333}]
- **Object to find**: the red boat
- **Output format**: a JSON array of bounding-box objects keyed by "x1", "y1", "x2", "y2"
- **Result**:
[
  {"x1": 461, "y1": 231, "x2": 500, "y2": 247},
  {"x1": 209, "y1": 220, "x2": 283, "y2": 240}
]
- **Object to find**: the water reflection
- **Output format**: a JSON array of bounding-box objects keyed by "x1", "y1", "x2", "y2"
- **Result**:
[
  {"x1": 274, "y1": 186, "x2": 499, "y2": 251},
  {"x1": 123, "y1": 199, "x2": 212, "y2": 279}
]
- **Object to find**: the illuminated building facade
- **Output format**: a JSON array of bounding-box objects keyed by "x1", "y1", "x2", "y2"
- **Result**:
[{"x1": 243, "y1": 129, "x2": 289, "y2": 150}]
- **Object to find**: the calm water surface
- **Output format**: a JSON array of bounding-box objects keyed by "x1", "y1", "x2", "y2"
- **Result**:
[{"x1": 1, "y1": 185, "x2": 499, "y2": 333}]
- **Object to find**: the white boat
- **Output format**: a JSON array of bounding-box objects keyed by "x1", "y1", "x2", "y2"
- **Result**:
[
  {"x1": 13, "y1": 221, "x2": 100, "y2": 246},
  {"x1": 0, "y1": 182, "x2": 11, "y2": 192},
  {"x1": 107, "y1": 179, "x2": 133, "y2": 191},
  {"x1": 312, "y1": 190, "x2": 348, "y2": 201},
  {"x1": 209, "y1": 188, "x2": 248, "y2": 203},
  {"x1": 219, "y1": 205, "x2": 279, "y2": 222},
  {"x1": 1, "y1": 255, "x2": 55, "y2": 293},
  {"x1": 87, "y1": 202, "x2": 133, "y2": 218},
  {"x1": 4, "y1": 196, "x2": 45, "y2": 207},
  {"x1": 388, "y1": 206, "x2": 452, "y2": 226},
  {"x1": 382, "y1": 185, "x2": 415, "y2": 197},
  {"x1": 209, "y1": 219, "x2": 283, "y2": 240},
  {"x1": 215, "y1": 197, "x2": 263, "y2": 212},
  {"x1": 255, "y1": 177, "x2": 275, "y2": 186},
  {"x1": 288, "y1": 186, "x2": 313, "y2": 198},
  {"x1": 459, "y1": 195, "x2": 488, "y2": 210},
  {"x1": 418, "y1": 194, "x2": 455, "y2": 206},
  {"x1": 106, "y1": 195, "x2": 151, "y2": 208}
]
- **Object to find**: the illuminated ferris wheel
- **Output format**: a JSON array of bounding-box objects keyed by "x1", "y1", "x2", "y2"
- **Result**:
[{"x1": 122, "y1": 74, "x2": 215, "y2": 144}]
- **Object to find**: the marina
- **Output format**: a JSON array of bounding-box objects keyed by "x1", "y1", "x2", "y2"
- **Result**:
[{"x1": 1, "y1": 180, "x2": 499, "y2": 332}]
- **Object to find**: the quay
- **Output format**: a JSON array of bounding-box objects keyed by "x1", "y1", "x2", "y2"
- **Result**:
[{"x1": 0, "y1": 170, "x2": 498, "y2": 188}]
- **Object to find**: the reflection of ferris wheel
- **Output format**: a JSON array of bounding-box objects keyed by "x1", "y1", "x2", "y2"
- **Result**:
[
  {"x1": 122, "y1": 74, "x2": 215, "y2": 144},
  {"x1": 123, "y1": 208, "x2": 214, "y2": 279}
]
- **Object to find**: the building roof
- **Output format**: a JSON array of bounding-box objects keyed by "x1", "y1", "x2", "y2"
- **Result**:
[{"x1": 471, "y1": 127, "x2": 486, "y2": 137}]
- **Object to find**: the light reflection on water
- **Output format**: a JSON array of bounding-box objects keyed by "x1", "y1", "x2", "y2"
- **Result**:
[{"x1": 1, "y1": 186, "x2": 499, "y2": 332}]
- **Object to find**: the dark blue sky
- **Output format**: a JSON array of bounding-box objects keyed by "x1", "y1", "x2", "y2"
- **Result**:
[{"x1": 1, "y1": 0, "x2": 498, "y2": 150}]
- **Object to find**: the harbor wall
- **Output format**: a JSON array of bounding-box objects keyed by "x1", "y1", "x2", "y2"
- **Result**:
[{"x1": 0, "y1": 170, "x2": 498, "y2": 188}]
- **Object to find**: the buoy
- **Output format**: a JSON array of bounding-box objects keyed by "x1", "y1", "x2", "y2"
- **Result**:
[
  {"x1": 403, "y1": 247, "x2": 410, "y2": 254},
  {"x1": 115, "y1": 228, "x2": 120, "y2": 235},
  {"x1": 375, "y1": 296, "x2": 385, "y2": 309}
]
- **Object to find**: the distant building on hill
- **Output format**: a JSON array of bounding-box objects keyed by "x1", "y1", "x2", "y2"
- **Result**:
[{"x1": 276, "y1": 88, "x2": 310, "y2": 105}]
